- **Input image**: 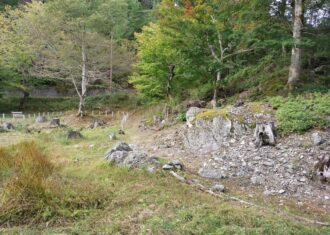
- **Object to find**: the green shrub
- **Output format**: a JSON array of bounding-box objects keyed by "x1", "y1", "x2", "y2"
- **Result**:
[
  {"x1": 269, "y1": 92, "x2": 330, "y2": 134},
  {"x1": 176, "y1": 112, "x2": 186, "y2": 122}
]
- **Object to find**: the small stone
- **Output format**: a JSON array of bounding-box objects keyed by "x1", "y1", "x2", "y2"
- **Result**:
[
  {"x1": 162, "y1": 164, "x2": 174, "y2": 170},
  {"x1": 146, "y1": 166, "x2": 155, "y2": 173},
  {"x1": 169, "y1": 160, "x2": 183, "y2": 170},
  {"x1": 263, "y1": 190, "x2": 272, "y2": 196},
  {"x1": 311, "y1": 132, "x2": 325, "y2": 145},
  {"x1": 325, "y1": 196, "x2": 329, "y2": 200},
  {"x1": 278, "y1": 189, "x2": 285, "y2": 194},
  {"x1": 109, "y1": 133, "x2": 117, "y2": 140},
  {"x1": 210, "y1": 184, "x2": 225, "y2": 192},
  {"x1": 2, "y1": 122, "x2": 14, "y2": 130},
  {"x1": 263, "y1": 161, "x2": 275, "y2": 167},
  {"x1": 299, "y1": 178, "x2": 306, "y2": 182}
]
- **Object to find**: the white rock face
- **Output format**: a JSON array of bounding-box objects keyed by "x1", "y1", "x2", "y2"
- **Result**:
[
  {"x1": 184, "y1": 114, "x2": 250, "y2": 151},
  {"x1": 186, "y1": 107, "x2": 201, "y2": 128}
]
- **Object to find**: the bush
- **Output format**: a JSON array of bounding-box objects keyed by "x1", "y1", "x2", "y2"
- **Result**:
[
  {"x1": 269, "y1": 92, "x2": 330, "y2": 134},
  {"x1": 176, "y1": 112, "x2": 186, "y2": 122}
]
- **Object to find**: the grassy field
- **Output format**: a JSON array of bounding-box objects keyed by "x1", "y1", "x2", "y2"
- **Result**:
[{"x1": 0, "y1": 114, "x2": 330, "y2": 234}]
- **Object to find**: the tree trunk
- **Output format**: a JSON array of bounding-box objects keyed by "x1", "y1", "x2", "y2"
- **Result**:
[
  {"x1": 78, "y1": 33, "x2": 87, "y2": 117},
  {"x1": 288, "y1": 0, "x2": 303, "y2": 89},
  {"x1": 19, "y1": 90, "x2": 30, "y2": 109},
  {"x1": 212, "y1": 71, "x2": 221, "y2": 108},
  {"x1": 109, "y1": 31, "x2": 114, "y2": 92},
  {"x1": 166, "y1": 65, "x2": 175, "y2": 100}
]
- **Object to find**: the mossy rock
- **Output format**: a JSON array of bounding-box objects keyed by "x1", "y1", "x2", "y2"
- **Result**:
[{"x1": 195, "y1": 107, "x2": 230, "y2": 121}]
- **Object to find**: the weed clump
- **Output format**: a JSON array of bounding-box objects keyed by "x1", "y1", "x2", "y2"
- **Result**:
[{"x1": 0, "y1": 142, "x2": 110, "y2": 226}]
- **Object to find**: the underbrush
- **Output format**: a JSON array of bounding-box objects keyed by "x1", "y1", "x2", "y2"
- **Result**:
[
  {"x1": 0, "y1": 142, "x2": 111, "y2": 226},
  {"x1": 268, "y1": 92, "x2": 330, "y2": 134},
  {"x1": 0, "y1": 92, "x2": 140, "y2": 113}
]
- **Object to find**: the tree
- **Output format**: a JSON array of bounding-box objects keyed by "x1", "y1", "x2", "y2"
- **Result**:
[
  {"x1": 0, "y1": 6, "x2": 35, "y2": 108},
  {"x1": 16, "y1": 1, "x2": 114, "y2": 116},
  {"x1": 288, "y1": 0, "x2": 304, "y2": 89}
]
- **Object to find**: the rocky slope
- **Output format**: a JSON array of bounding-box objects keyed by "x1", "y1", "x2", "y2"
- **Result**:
[{"x1": 137, "y1": 103, "x2": 330, "y2": 207}]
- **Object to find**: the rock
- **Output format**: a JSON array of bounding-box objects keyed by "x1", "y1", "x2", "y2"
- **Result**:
[
  {"x1": 146, "y1": 166, "x2": 155, "y2": 173},
  {"x1": 67, "y1": 130, "x2": 82, "y2": 139},
  {"x1": 251, "y1": 175, "x2": 263, "y2": 185},
  {"x1": 263, "y1": 190, "x2": 272, "y2": 196},
  {"x1": 311, "y1": 132, "x2": 325, "y2": 145},
  {"x1": 2, "y1": 122, "x2": 14, "y2": 130},
  {"x1": 118, "y1": 129, "x2": 125, "y2": 135},
  {"x1": 105, "y1": 142, "x2": 159, "y2": 169},
  {"x1": 168, "y1": 160, "x2": 184, "y2": 170},
  {"x1": 254, "y1": 122, "x2": 276, "y2": 147},
  {"x1": 106, "y1": 151, "x2": 129, "y2": 164},
  {"x1": 149, "y1": 156, "x2": 161, "y2": 168},
  {"x1": 186, "y1": 107, "x2": 201, "y2": 128},
  {"x1": 109, "y1": 133, "x2": 117, "y2": 141},
  {"x1": 50, "y1": 118, "x2": 60, "y2": 126},
  {"x1": 162, "y1": 164, "x2": 174, "y2": 170},
  {"x1": 234, "y1": 99, "x2": 244, "y2": 107},
  {"x1": 210, "y1": 184, "x2": 225, "y2": 192},
  {"x1": 108, "y1": 142, "x2": 132, "y2": 153},
  {"x1": 35, "y1": 116, "x2": 47, "y2": 123},
  {"x1": 184, "y1": 115, "x2": 249, "y2": 150},
  {"x1": 198, "y1": 165, "x2": 226, "y2": 179},
  {"x1": 138, "y1": 120, "x2": 147, "y2": 131},
  {"x1": 90, "y1": 119, "x2": 106, "y2": 129},
  {"x1": 153, "y1": 116, "x2": 162, "y2": 125},
  {"x1": 278, "y1": 189, "x2": 286, "y2": 194},
  {"x1": 123, "y1": 151, "x2": 148, "y2": 167},
  {"x1": 186, "y1": 100, "x2": 207, "y2": 108}
]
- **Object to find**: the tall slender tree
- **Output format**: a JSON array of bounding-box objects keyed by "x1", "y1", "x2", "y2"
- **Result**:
[{"x1": 288, "y1": 0, "x2": 304, "y2": 89}]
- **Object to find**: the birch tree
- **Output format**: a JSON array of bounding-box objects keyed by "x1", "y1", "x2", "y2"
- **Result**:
[{"x1": 287, "y1": 0, "x2": 304, "y2": 89}]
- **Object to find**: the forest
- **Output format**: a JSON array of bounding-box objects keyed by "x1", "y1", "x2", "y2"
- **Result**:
[{"x1": 0, "y1": 0, "x2": 330, "y2": 234}]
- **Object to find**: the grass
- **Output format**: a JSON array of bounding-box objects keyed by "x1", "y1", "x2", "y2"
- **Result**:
[{"x1": 0, "y1": 115, "x2": 330, "y2": 234}]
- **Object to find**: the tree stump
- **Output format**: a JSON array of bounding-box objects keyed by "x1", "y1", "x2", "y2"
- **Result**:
[
  {"x1": 254, "y1": 122, "x2": 276, "y2": 147},
  {"x1": 314, "y1": 155, "x2": 330, "y2": 183},
  {"x1": 50, "y1": 118, "x2": 60, "y2": 126}
]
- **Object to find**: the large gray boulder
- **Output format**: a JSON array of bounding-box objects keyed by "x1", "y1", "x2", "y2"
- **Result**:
[
  {"x1": 184, "y1": 115, "x2": 249, "y2": 150},
  {"x1": 105, "y1": 142, "x2": 160, "y2": 169}
]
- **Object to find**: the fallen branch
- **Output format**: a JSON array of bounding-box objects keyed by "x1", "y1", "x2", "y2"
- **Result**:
[{"x1": 169, "y1": 171, "x2": 330, "y2": 227}]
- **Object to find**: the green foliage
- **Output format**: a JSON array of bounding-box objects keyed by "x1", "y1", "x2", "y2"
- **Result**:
[
  {"x1": 0, "y1": 93, "x2": 140, "y2": 113},
  {"x1": 269, "y1": 92, "x2": 330, "y2": 134},
  {"x1": 176, "y1": 112, "x2": 186, "y2": 122}
]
